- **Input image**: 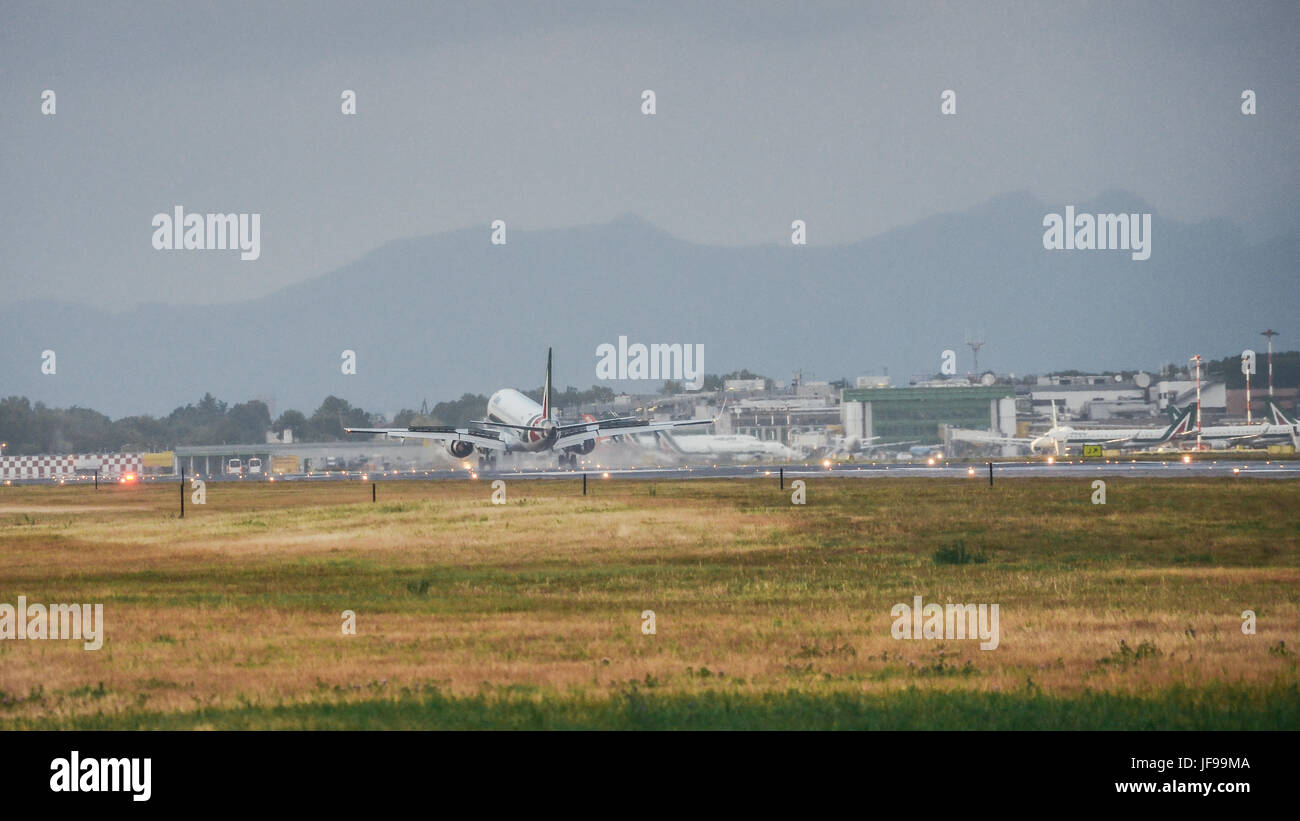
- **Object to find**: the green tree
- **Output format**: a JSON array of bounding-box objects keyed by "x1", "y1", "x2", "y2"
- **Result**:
[
  {"x1": 428, "y1": 394, "x2": 489, "y2": 427},
  {"x1": 273, "y1": 409, "x2": 308, "y2": 437},
  {"x1": 308, "y1": 396, "x2": 371, "y2": 440}
]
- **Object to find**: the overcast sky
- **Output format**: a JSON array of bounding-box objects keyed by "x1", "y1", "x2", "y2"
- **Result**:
[{"x1": 2, "y1": 0, "x2": 1297, "y2": 311}]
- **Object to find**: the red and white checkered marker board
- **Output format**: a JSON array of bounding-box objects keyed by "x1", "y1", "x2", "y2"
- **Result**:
[
  {"x1": 0, "y1": 453, "x2": 143, "y2": 479},
  {"x1": 74, "y1": 454, "x2": 144, "y2": 476},
  {"x1": 0, "y1": 455, "x2": 74, "y2": 479}
]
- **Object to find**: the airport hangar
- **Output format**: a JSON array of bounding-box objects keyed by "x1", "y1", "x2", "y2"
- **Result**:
[{"x1": 840, "y1": 385, "x2": 1017, "y2": 445}]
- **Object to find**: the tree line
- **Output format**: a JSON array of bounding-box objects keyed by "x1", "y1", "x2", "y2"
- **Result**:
[
  {"x1": 0, "y1": 380, "x2": 724, "y2": 455},
  {"x1": 0, "y1": 393, "x2": 383, "y2": 456}
]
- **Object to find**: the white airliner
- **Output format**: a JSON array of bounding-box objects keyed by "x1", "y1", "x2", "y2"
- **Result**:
[
  {"x1": 1030, "y1": 400, "x2": 1195, "y2": 454},
  {"x1": 648, "y1": 430, "x2": 801, "y2": 461},
  {"x1": 345, "y1": 348, "x2": 717, "y2": 468},
  {"x1": 828, "y1": 434, "x2": 922, "y2": 456},
  {"x1": 1172, "y1": 400, "x2": 1300, "y2": 448}
]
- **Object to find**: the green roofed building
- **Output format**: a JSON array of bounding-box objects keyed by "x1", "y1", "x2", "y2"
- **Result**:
[{"x1": 841, "y1": 385, "x2": 1016, "y2": 444}]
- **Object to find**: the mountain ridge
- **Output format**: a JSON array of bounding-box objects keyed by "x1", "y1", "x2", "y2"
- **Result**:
[{"x1": 2, "y1": 190, "x2": 1294, "y2": 417}]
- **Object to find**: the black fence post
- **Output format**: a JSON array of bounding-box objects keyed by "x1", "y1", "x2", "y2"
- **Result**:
[
  {"x1": 780, "y1": 467, "x2": 784, "y2": 490},
  {"x1": 180, "y1": 467, "x2": 185, "y2": 518},
  {"x1": 94, "y1": 469, "x2": 98, "y2": 490},
  {"x1": 583, "y1": 473, "x2": 587, "y2": 496},
  {"x1": 988, "y1": 461, "x2": 993, "y2": 487},
  {"x1": 372, "y1": 483, "x2": 376, "y2": 503}
]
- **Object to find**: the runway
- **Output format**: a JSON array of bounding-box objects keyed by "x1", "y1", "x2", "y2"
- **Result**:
[
  {"x1": 220, "y1": 458, "x2": 1300, "y2": 483},
  {"x1": 490, "y1": 460, "x2": 1300, "y2": 481},
  {"x1": 10, "y1": 459, "x2": 1298, "y2": 486}
]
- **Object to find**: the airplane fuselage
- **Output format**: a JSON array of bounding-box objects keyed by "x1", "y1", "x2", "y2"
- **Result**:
[
  {"x1": 662, "y1": 433, "x2": 796, "y2": 460},
  {"x1": 1036, "y1": 426, "x2": 1169, "y2": 445},
  {"x1": 1180, "y1": 422, "x2": 1300, "y2": 443},
  {"x1": 487, "y1": 389, "x2": 557, "y2": 452},
  {"x1": 1030, "y1": 425, "x2": 1185, "y2": 453}
]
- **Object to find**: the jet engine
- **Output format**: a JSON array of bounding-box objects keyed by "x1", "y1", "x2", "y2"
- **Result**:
[{"x1": 447, "y1": 440, "x2": 474, "y2": 459}]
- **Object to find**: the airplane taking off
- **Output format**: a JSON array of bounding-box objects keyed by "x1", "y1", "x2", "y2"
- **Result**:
[
  {"x1": 345, "y1": 348, "x2": 717, "y2": 468},
  {"x1": 1030, "y1": 400, "x2": 1195, "y2": 455}
]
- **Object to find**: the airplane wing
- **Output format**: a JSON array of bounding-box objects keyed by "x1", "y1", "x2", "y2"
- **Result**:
[
  {"x1": 941, "y1": 430, "x2": 1033, "y2": 445},
  {"x1": 344, "y1": 425, "x2": 508, "y2": 451},
  {"x1": 1207, "y1": 431, "x2": 1269, "y2": 444},
  {"x1": 552, "y1": 416, "x2": 714, "y2": 450},
  {"x1": 862, "y1": 439, "x2": 924, "y2": 449},
  {"x1": 1067, "y1": 435, "x2": 1134, "y2": 445},
  {"x1": 470, "y1": 414, "x2": 642, "y2": 430}
]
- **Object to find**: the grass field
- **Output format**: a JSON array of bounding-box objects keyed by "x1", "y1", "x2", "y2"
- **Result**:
[{"x1": 1, "y1": 476, "x2": 1297, "y2": 729}]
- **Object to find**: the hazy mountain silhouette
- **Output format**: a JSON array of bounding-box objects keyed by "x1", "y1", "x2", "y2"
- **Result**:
[{"x1": 2, "y1": 192, "x2": 1294, "y2": 417}]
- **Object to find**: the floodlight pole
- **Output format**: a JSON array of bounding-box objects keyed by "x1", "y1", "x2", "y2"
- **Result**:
[
  {"x1": 1245, "y1": 354, "x2": 1252, "y2": 425},
  {"x1": 1262, "y1": 329, "x2": 1278, "y2": 398},
  {"x1": 1191, "y1": 354, "x2": 1203, "y2": 451}
]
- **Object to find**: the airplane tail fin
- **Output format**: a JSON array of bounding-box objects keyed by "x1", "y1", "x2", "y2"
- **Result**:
[
  {"x1": 542, "y1": 347, "x2": 553, "y2": 420},
  {"x1": 1161, "y1": 405, "x2": 1195, "y2": 441},
  {"x1": 1267, "y1": 399, "x2": 1298, "y2": 426}
]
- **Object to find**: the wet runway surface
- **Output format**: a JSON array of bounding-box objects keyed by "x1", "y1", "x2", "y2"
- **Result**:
[
  {"x1": 493, "y1": 460, "x2": 1300, "y2": 481},
  {"x1": 254, "y1": 459, "x2": 1300, "y2": 482},
  {"x1": 15, "y1": 459, "x2": 1298, "y2": 486}
]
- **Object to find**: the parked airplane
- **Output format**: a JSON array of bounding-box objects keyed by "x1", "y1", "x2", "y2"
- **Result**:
[
  {"x1": 945, "y1": 427, "x2": 1034, "y2": 453},
  {"x1": 1030, "y1": 401, "x2": 1195, "y2": 455},
  {"x1": 826, "y1": 434, "x2": 921, "y2": 457},
  {"x1": 649, "y1": 430, "x2": 801, "y2": 461},
  {"x1": 908, "y1": 445, "x2": 945, "y2": 459},
  {"x1": 1173, "y1": 400, "x2": 1300, "y2": 448},
  {"x1": 345, "y1": 348, "x2": 717, "y2": 468}
]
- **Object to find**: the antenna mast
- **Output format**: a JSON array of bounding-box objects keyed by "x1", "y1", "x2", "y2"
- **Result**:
[{"x1": 965, "y1": 331, "x2": 986, "y2": 376}]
